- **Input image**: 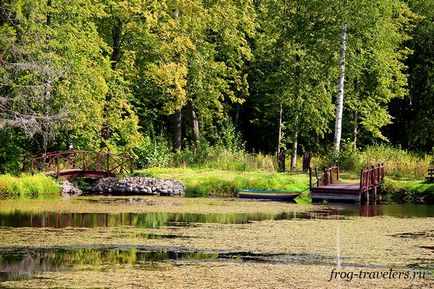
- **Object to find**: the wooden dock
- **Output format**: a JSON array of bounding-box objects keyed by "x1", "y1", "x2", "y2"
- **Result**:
[{"x1": 309, "y1": 164, "x2": 385, "y2": 203}]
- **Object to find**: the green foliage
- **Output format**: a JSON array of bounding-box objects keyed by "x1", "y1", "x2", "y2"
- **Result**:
[
  {"x1": 0, "y1": 129, "x2": 26, "y2": 174},
  {"x1": 0, "y1": 174, "x2": 60, "y2": 199},
  {"x1": 134, "y1": 137, "x2": 172, "y2": 168},
  {"x1": 319, "y1": 140, "x2": 361, "y2": 171},
  {"x1": 393, "y1": 0, "x2": 434, "y2": 152},
  {"x1": 0, "y1": 0, "x2": 142, "y2": 159},
  {"x1": 0, "y1": 0, "x2": 431, "y2": 174}
]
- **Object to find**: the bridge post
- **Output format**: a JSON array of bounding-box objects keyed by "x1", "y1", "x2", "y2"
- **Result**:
[
  {"x1": 83, "y1": 154, "x2": 87, "y2": 171},
  {"x1": 56, "y1": 153, "x2": 60, "y2": 179}
]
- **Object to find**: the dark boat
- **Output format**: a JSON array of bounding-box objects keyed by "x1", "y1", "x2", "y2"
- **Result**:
[{"x1": 239, "y1": 189, "x2": 301, "y2": 202}]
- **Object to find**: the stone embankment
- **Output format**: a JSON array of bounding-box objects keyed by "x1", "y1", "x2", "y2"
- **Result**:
[
  {"x1": 93, "y1": 177, "x2": 185, "y2": 196},
  {"x1": 60, "y1": 180, "x2": 83, "y2": 198}
]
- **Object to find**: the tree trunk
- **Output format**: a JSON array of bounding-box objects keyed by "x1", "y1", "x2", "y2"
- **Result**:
[
  {"x1": 101, "y1": 17, "x2": 122, "y2": 150},
  {"x1": 110, "y1": 17, "x2": 122, "y2": 69},
  {"x1": 333, "y1": 21, "x2": 348, "y2": 155},
  {"x1": 291, "y1": 53, "x2": 301, "y2": 169},
  {"x1": 352, "y1": 110, "x2": 358, "y2": 150},
  {"x1": 234, "y1": 103, "x2": 240, "y2": 127},
  {"x1": 174, "y1": 110, "x2": 182, "y2": 151},
  {"x1": 172, "y1": 8, "x2": 183, "y2": 151},
  {"x1": 47, "y1": 0, "x2": 52, "y2": 25},
  {"x1": 290, "y1": 124, "x2": 298, "y2": 170},
  {"x1": 277, "y1": 102, "x2": 283, "y2": 155},
  {"x1": 190, "y1": 102, "x2": 200, "y2": 143}
]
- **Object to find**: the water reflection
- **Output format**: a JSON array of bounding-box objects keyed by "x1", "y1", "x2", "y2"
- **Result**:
[
  {"x1": 330, "y1": 204, "x2": 434, "y2": 218},
  {"x1": 0, "y1": 204, "x2": 432, "y2": 229},
  {"x1": 0, "y1": 210, "x2": 345, "y2": 228},
  {"x1": 0, "y1": 246, "x2": 337, "y2": 281}
]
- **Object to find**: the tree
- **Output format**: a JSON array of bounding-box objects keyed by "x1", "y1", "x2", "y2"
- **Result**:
[
  {"x1": 390, "y1": 0, "x2": 433, "y2": 152},
  {"x1": 333, "y1": 21, "x2": 348, "y2": 154},
  {"x1": 251, "y1": 0, "x2": 336, "y2": 166},
  {"x1": 141, "y1": 0, "x2": 255, "y2": 149},
  {"x1": 0, "y1": 0, "x2": 142, "y2": 157},
  {"x1": 331, "y1": 0, "x2": 416, "y2": 151}
]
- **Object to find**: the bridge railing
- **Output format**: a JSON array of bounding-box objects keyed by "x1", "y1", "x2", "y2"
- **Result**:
[{"x1": 31, "y1": 150, "x2": 134, "y2": 177}]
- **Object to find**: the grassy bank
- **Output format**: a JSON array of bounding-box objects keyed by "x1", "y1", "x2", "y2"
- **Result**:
[
  {"x1": 143, "y1": 168, "x2": 310, "y2": 199},
  {"x1": 142, "y1": 167, "x2": 434, "y2": 203},
  {"x1": 383, "y1": 178, "x2": 434, "y2": 203},
  {"x1": 0, "y1": 174, "x2": 60, "y2": 199}
]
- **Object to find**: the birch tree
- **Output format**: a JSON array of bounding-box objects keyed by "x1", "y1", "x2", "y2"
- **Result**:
[{"x1": 332, "y1": 21, "x2": 348, "y2": 154}]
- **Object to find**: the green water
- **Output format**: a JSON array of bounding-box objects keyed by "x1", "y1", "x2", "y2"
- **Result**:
[{"x1": 0, "y1": 197, "x2": 433, "y2": 285}]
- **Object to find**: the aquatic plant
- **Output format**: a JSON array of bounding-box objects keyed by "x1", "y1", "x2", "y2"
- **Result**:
[{"x1": 0, "y1": 174, "x2": 60, "y2": 199}]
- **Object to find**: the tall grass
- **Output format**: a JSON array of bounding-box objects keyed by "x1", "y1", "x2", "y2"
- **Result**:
[
  {"x1": 172, "y1": 146, "x2": 277, "y2": 172},
  {"x1": 359, "y1": 146, "x2": 432, "y2": 178},
  {"x1": 136, "y1": 138, "x2": 432, "y2": 180},
  {"x1": 136, "y1": 140, "x2": 278, "y2": 172},
  {"x1": 0, "y1": 174, "x2": 61, "y2": 199},
  {"x1": 316, "y1": 145, "x2": 432, "y2": 179},
  {"x1": 144, "y1": 168, "x2": 309, "y2": 197}
]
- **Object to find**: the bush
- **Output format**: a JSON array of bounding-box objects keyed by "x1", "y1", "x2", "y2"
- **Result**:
[
  {"x1": 0, "y1": 174, "x2": 61, "y2": 199},
  {"x1": 134, "y1": 136, "x2": 172, "y2": 169},
  {"x1": 318, "y1": 141, "x2": 360, "y2": 171}
]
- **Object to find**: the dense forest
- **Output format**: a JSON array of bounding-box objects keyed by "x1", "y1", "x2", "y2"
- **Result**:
[{"x1": 0, "y1": 0, "x2": 433, "y2": 173}]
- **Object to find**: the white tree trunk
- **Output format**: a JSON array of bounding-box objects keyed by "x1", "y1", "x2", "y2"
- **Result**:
[{"x1": 333, "y1": 21, "x2": 348, "y2": 154}]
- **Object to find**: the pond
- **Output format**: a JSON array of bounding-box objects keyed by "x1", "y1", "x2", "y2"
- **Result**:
[{"x1": 0, "y1": 197, "x2": 433, "y2": 288}]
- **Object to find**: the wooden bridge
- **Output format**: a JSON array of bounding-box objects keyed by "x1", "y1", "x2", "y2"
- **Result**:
[
  {"x1": 31, "y1": 150, "x2": 134, "y2": 179},
  {"x1": 309, "y1": 164, "x2": 385, "y2": 204}
]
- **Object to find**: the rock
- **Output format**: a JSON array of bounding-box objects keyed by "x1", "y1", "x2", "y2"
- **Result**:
[
  {"x1": 60, "y1": 180, "x2": 82, "y2": 198},
  {"x1": 92, "y1": 177, "x2": 185, "y2": 196}
]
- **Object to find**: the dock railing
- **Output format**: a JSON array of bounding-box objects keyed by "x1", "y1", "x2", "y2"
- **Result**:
[
  {"x1": 309, "y1": 163, "x2": 385, "y2": 190},
  {"x1": 309, "y1": 165, "x2": 339, "y2": 188},
  {"x1": 359, "y1": 163, "x2": 385, "y2": 192}
]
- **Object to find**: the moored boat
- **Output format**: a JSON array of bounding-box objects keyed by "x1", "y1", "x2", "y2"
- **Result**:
[{"x1": 239, "y1": 189, "x2": 300, "y2": 202}]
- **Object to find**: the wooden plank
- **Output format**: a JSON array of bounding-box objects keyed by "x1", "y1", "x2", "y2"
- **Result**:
[
  {"x1": 311, "y1": 193, "x2": 361, "y2": 202},
  {"x1": 316, "y1": 183, "x2": 360, "y2": 190}
]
